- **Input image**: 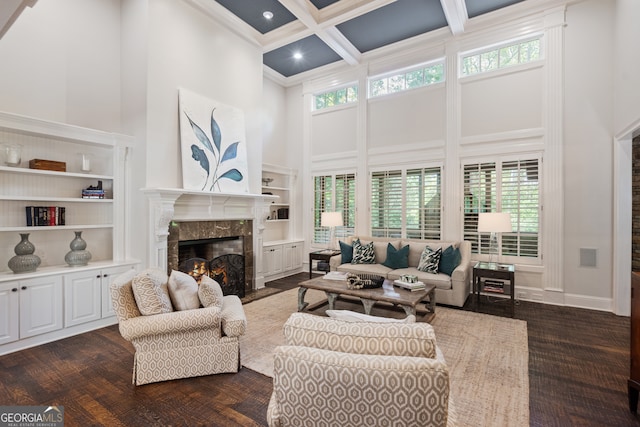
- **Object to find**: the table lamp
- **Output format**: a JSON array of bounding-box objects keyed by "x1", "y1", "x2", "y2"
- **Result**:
[
  {"x1": 478, "y1": 212, "x2": 512, "y2": 264},
  {"x1": 321, "y1": 212, "x2": 343, "y2": 250}
]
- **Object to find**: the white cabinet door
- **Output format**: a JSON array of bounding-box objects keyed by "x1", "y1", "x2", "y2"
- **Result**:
[
  {"x1": 0, "y1": 282, "x2": 19, "y2": 345},
  {"x1": 19, "y1": 276, "x2": 63, "y2": 339},
  {"x1": 64, "y1": 271, "x2": 101, "y2": 327},
  {"x1": 101, "y1": 265, "x2": 133, "y2": 318},
  {"x1": 284, "y1": 242, "x2": 303, "y2": 272},
  {"x1": 263, "y1": 245, "x2": 283, "y2": 277}
]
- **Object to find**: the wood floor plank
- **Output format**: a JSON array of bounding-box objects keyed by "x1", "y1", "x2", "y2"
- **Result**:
[{"x1": 0, "y1": 272, "x2": 637, "y2": 426}]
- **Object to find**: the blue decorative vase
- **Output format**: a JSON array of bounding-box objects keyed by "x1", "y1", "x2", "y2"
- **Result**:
[
  {"x1": 65, "y1": 231, "x2": 92, "y2": 266},
  {"x1": 8, "y1": 233, "x2": 41, "y2": 273}
]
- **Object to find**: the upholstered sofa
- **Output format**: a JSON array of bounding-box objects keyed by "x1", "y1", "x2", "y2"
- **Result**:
[
  {"x1": 110, "y1": 268, "x2": 247, "y2": 385},
  {"x1": 329, "y1": 236, "x2": 471, "y2": 307},
  {"x1": 267, "y1": 312, "x2": 455, "y2": 427}
]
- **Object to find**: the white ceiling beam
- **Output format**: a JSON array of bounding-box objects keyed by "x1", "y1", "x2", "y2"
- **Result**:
[
  {"x1": 277, "y1": 0, "x2": 361, "y2": 65},
  {"x1": 440, "y1": 0, "x2": 468, "y2": 35},
  {"x1": 317, "y1": 0, "x2": 397, "y2": 27}
]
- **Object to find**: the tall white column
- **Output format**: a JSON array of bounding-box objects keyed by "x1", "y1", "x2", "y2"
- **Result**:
[{"x1": 542, "y1": 7, "x2": 566, "y2": 301}]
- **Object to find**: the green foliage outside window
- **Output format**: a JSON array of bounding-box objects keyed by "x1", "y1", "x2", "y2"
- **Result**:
[
  {"x1": 369, "y1": 62, "x2": 445, "y2": 98},
  {"x1": 314, "y1": 85, "x2": 358, "y2": 111},
  {"x1": 462, "y1": 38, "x2": 541, "y2": 77}
]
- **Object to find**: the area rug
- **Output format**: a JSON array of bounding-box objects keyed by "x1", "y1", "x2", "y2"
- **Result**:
[{"x1": 240, "y1": 287, "x2": 529, "y2": 427}]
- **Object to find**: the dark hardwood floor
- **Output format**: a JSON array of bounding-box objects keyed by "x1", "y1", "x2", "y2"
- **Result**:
[{"x1": 0, "y1": 272, "x2": 637, "y2": 426}]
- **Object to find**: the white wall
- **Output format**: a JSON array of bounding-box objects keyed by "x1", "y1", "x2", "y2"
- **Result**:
[
  {"x1": 262, "y1": 78, "x2": 288, "y2": 166},
  {"x1": 563, "y1": 0, "x2": 614, "y2": 301},
  {"x1": 0, "y1": 0, "x2": 122, "y2": 132},
  {"x1": 144, "y1": 0, "x2": 263, "y2": 192}
]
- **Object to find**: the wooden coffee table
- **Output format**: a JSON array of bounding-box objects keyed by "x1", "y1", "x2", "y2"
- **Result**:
[{"x1": 298, "y1": 276, "x2": 436, "y2": 322}]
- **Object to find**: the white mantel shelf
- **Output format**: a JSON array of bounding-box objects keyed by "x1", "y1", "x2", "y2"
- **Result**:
[{"x1": 141, "y1": 187, "x2": 278, "y2": 202}]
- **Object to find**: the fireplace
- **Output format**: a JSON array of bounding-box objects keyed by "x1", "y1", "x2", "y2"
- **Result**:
[
  {"x1": 167, "y1": 220, "x2": 254, "y2": 295},
  {"x1": 177, "y1": 237, "x2": 246, "y2": 297}
]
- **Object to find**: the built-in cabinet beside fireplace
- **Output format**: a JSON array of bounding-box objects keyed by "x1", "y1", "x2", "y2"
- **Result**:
[
  {"x1": 261, "y1": 164, "x2": 303, "y2": 281},
  {"x1": 263, "y1": 239, "x2": 304, "y2": 281},
  {"x1": 0, "y1": 111, "x2": 138, "y2": 355}
]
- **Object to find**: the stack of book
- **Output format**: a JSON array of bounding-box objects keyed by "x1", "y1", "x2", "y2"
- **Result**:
[
  {"x1": 482, "y1": 280, "x2": 505, "y2": 294},
  {"x1": 25, "y1": 206, "x2": 66, "y2": 226},
  {"x1": 393, "y1": 279, "x2": 426, "y2": 292},
  {"x1": 82, "y1": 188, "x2": 105, "y2": 199}
]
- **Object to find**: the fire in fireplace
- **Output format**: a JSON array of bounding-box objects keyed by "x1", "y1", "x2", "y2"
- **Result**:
[{"x1": 178, "y1": 236, "x2": 246, "y2": 297}]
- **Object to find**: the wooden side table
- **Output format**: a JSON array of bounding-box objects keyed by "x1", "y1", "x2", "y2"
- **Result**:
[
  {"x1": 473, "y1": 261, "x2": 515, "y2": 317},
  {"x1": 308, "y1": 249, "x2": 341, "y2": 279}
]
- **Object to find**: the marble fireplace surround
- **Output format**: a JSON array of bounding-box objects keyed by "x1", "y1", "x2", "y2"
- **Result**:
[
  {"x1": 167, "y1": 219, "x2": 253, "y2": 293},
  {"x1": 142, "y1": 188, "x2": 275, "y2": 290}
]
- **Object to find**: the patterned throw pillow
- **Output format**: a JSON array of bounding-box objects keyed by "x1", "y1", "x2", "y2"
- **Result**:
[
  {"x1": 168, "y1": 270, "x2": 200, "y2": 311},
  {"x1": 198, "y1": 274, "x2": 224, "y2": 308},
  {"x1": 417, "y1": 246, "x2": 442, "y2": 274},
  {"x1": 352, "y1": 240, "x2": 375, "y2": 264},
  {"x1": 131, "y1": 269, "x2": 174, "y2": 315}
]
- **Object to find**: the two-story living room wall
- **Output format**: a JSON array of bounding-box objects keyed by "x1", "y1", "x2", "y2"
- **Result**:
[
  {"x1": 0, "y1": 0, "x2": 267, "y2": 269},
  {"x1": 290, "y1": 0, "x2": 618, "y2": 312}
]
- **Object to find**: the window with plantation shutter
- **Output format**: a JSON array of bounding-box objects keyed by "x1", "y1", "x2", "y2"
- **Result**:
[
  {"x1": 501, "y1": 159, "x2": 539, "y2": 257},
  {"x1": 313, "y1": 175, "x2": 332, "y2": 244},
  {"x1": 313, "y1": 173, "x2": 356, "y2": 244},
  {"x1": 463, "y1": 163, "x2": 496, "y2": 255},
  {"x1": 335, "y1": 174, "x2": 356, "y2": 240},
  {"x1": 371, "y1": 170, "x2": 403, "y2": 237},
  {"x1": 406, "y1": 168, "x2": 441, "y2": 240},
  {"x1": 463, "y1": 158, "x2": 540, "y2": 260},
  {"x1": 371, "y1": 167, "x2": 442, "y2": 239}
]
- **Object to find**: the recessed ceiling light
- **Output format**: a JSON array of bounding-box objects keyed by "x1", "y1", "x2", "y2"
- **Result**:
[
  {"x1": 263, "y1": 11, "x2": 274, "y2": 20},
  {"x1": 293, "y1": 52, "x2": 303, "y2": 60}
]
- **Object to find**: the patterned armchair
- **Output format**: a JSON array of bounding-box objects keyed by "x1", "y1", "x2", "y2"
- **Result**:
[
  {"x1": 110, "y1": 269, "x2": 246, "y2": 385},
  {"x1": 267, "y1": 313, "x2": 455, "y2": 427}
]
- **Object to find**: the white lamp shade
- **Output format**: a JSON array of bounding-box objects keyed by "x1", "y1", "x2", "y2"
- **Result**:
[
  {"x1": 478, "y1": 212, "x2": 512, "y2": 233},
  {"x1": 321, "y1": 212, "x2": 343, "y2": 227}
]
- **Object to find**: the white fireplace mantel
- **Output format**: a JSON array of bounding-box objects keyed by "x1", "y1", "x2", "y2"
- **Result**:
[{"x1": 142, "y1": 187, "x2": 277, "y2": 274}]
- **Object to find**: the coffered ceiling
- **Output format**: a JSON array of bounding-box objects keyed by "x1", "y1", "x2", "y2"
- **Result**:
[{"x1": 203, "y1": 0, "x2": 541, "y2": 84}]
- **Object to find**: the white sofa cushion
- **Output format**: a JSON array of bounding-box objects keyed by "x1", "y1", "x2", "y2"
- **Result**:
[{"x1": 337, "y1": 262, "x2": 392, "y2": 277}]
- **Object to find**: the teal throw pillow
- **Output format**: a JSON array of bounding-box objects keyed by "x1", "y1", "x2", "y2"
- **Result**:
[
  {"x1": 417, "y1": 246, "x2": 442, "y2": 274},
  {"x1": 382, "y1": 243, "x2": 409, "y2": 269},
  {"x1": 438, "y1": 246, "x2": 461, "y2": 276},
  {"x1": 339, "y1": 240, "x2": 353, "y2": 264},
  {"x1": 352, "y1": 240, "x2": 375, "y2": 264}
]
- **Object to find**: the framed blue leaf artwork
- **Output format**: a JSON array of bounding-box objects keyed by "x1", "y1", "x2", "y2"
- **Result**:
[{"x1": 178, "y1": 89, "x2": 249, "y2": 193}]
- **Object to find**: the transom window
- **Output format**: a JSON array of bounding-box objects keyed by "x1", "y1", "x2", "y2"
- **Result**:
[
  {"x1": 313, "y1": 85, "x2": 358, "y2": 111},
  {"x1": 461, "y1": 36, "x2": 542, "y2": 77},
  {"x1": 463, "y1": 158, "x2": 540, "y2": 260},
  {"x1": 313, "y1": 173, "x2": 356, "y2": 244},
  {"x1": 369, "y1": 61, "x2": 445, "y2": 98},
  {"x1": 371, "y1": 167, "x2": 442, "y2": 239}
]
